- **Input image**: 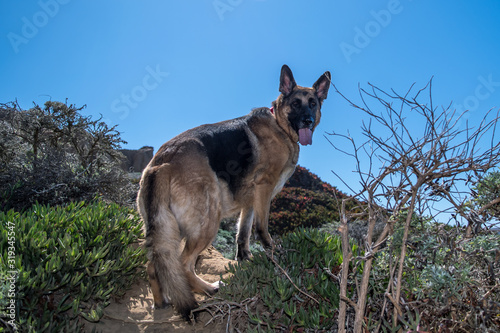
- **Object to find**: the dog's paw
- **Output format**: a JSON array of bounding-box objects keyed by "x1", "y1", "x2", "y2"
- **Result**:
[
  {"x1": 236, "y1": 249, "x2": 254, "y2": 261},
  {"x1": 152, "y1": 296, "x2": 171, "y2": 310},
  {"x1": 211, "y1": 280, "x2": 225, "y2": 293}
]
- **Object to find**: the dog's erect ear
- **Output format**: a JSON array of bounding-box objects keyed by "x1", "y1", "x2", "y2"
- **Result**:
[
  {"x1": 313, "y1": 71, "x2": 331, "y2": 101},
  {"x1": 279, "y1": 65, "x2": 297, "y2": 96}
]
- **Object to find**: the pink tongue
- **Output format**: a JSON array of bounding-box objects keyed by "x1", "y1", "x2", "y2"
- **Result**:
[{"x1": 298, "y1": 128, "x2": 313, "y2": 146}]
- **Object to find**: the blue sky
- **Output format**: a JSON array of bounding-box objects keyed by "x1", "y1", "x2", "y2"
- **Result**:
[{"x1": 1, "y1": 0, "x2": 500, "y2": 207}]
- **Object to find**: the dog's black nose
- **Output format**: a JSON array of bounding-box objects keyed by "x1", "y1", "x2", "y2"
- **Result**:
[{"x1": 302, "y1": 116, "x2": 314, "y2": 127}]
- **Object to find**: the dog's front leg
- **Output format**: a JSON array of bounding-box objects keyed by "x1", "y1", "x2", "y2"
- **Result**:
[
  {"x1": 253, "y1": 185, "x2": 274, "y2": 251},
  {"x1": 236, "y1": 207, "x2": 255, "y2": 261}
]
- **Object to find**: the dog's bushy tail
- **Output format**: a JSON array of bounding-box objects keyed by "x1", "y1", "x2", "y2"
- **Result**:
[
  {"x1": 148, "y1": 214, "x2": 198, "y2": 320},
  {"x1": 138, "y1": 167, "x2": 197, "y2": 321}
]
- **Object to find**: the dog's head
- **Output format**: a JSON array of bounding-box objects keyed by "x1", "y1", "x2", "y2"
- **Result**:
[{"x1": 272, "y1": 65, "x2": 330, "y2": 146}]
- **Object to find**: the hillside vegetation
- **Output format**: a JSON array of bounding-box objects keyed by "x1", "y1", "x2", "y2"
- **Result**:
[{"x1": 1, "y1": 99, "x2": 499, "y2": 332}]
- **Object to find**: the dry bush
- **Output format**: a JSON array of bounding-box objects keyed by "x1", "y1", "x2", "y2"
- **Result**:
[
  {"x1": 329, "y1": 80, "x2": 500, "y2": 332},
  {"x1": 0, "y1": 100, "x2": 135, "y2": 211}
]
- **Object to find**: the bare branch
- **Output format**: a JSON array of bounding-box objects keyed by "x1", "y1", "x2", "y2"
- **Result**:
[{"x1": 329, "y1": 79, "x2": 500, "y2": 331}]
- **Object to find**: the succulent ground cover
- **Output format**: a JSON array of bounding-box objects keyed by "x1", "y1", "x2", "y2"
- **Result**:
[{"x1": 0, "y1": 200, "x2": 146, "y2": 332}]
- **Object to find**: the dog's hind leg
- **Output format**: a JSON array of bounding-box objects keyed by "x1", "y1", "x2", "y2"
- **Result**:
[
  {"x1": 180, "y1": 195, "x2": 222, "y2": 295},
  {"x1": 182, "y1": 235, "x2": 221, "y2": 295},
  {"x1": 181, "y1": 224, "x2": 222, "y2": 295}
]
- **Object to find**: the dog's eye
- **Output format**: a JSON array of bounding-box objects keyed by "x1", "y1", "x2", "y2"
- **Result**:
[
  {"x1": 292, "y1": 100, "x2": 301, "y2": 108},
  {"x1": 310, "y1": 101, "x2": 316, "y2": 107}
]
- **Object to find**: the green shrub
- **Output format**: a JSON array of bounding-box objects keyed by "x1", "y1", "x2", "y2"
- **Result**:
[
  {"x1": 213, "y1": 218, "x2": 264, "y2": 260},
  {"x1": 369, "y1": 212, "x2": 500, "y2": 331},
  {"x1": 267, "y1": 166, "x2": 357, "y2": 237},
  {"x1": 269, "y1": 187, "x2": 341, "y2": 236},
  {"x1": 474, "y1": 170, "x2": 500, "y2": 220},
  {"x1": 319, "y1": 217, "x2": 387, "y2": 246},
  {"x1": 212, "y1": 228, "x2": 236, "y2": 259},
  {"x1": 0, "y1": 200, "x2": 147, "y2": 332},
  {"x1": 206, "y1": 228, "x2": 363, "y2": 331}
]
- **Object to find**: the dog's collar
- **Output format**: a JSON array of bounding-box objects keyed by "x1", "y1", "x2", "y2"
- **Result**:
[{"x1": 269, "y1": 106, "x2": 274, "y2": 115}]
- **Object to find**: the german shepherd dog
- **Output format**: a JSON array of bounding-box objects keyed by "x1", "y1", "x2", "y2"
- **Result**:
[{"x1": 137, "y1": 65, "x2": 331, "y2": 320}]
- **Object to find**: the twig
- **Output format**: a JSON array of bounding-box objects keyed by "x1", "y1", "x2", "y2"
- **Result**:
[
  {"x1": 226, "y1": 303, "x2": 231, "y2": 333},
  {"x1": 480, "y1": 283, "x2": 499, "y2": 301},
  {"x1": 102, "y1": 313, "x2": 183, "y2": 324},
  {"x1": 0, "y1": 317, "x2": 15, "y2": 333},
  {"x1": 385, "y1": 292, "x2": 403, "y2": 316},
  {"x1": 322, "y1": 266, "x2": 339, "y2": 282},
  {"x1": 32, "y1": 183, "x2": 67, "y2": 194},
  {"x1": 266, "y1": 251, "x2": 319, "y2": 304},
  {"x1": 195, "y1": 297, "x2": 254, "y2": 328},
  {"x1": 341, "y1": 295, "x2": 358, "y2": 312},
  {"x1": 338, "y1": 199, "x2": 352, "y2": 333}
]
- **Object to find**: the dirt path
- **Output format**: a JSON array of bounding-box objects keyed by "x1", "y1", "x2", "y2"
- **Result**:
[{"x1": 84, "y1": 247, "x2": 234, "y2": 333}]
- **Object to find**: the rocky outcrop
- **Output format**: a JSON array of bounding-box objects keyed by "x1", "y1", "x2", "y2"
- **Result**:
[
  {"x1": 285, "y1": 165, "x2": 348, "y2": 198},
  {"x1": 119, "y1": 146, "x2": 154, "y2": 173}
]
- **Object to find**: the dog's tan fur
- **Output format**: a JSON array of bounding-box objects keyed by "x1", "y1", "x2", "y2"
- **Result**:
[{"x1": 137, "y1": 65, "x2": 331, "y2": 320}]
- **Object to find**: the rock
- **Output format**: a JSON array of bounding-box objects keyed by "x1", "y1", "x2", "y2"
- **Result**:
[{"x1": 119, "y1": 146, "x2": 154, "y2": 173}]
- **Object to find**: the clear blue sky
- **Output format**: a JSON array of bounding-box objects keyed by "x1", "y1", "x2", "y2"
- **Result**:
[{"x1": 1, "y1": 0, "x2": 500, "y2": 204}]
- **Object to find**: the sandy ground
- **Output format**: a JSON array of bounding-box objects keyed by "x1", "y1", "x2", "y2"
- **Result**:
[{"x1": 84, "y1": 246, "x2": 235, "y2": 333}]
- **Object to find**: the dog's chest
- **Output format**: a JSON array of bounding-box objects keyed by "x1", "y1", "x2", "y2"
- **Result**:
[
  {"x1": 272, "y1": 165, "x2": 296, "y2": 198},
  {"x1": 271, "y1": 143, "x2": 299, "y2": 197}
]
